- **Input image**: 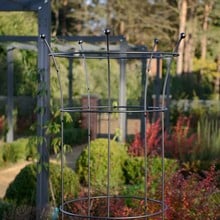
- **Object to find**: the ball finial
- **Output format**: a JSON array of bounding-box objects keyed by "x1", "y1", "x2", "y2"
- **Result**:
[
  {"x1": 154, "y1": 38, "x2": 159, "y2": 44},
  {"x1": 180, "y1": 32, "x2": 186, "y2": 39},
  {"x1": 104, "y1": 29, "x2": 111, "y2": 35},
  {"x1": 40, "y1": 34, "x2": 46, "y2": 39}
]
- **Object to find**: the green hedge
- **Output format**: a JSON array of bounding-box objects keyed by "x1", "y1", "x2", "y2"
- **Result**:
[
  {"x1": 4, "y1": 162, "x2": 80, "y2": 206},
  {"x1": 0, "y1": 137, "x2": 38, "y2": 167},
  {"x1": 123, "y1": 156, "x2": 179, "y2": 197},
  {"x1": 76, "y1": 138, "x2": 128, "y2": 192},
  {"x1": 123, "y1": 156, "x2": 178, "y2": 185},
  {"x1": 1, "y1": 139, "x2": 27, "y2": 164},
  {"x1": 63, "y1": 127, "x2": 88, "y2": 145},
  {"x1": 0, "y1": 199, "x2": 14, "y2": 220},
  {"x1": 123, "y1": 157, "x2": 145, "y2": 185}
]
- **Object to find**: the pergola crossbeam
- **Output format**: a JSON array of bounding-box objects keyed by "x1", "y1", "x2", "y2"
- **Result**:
[
  {"x1": 0, "y1": 0, "x2": 46, "y2": 11},
  {"x1": 0, "y1": 36, "x2": 37, "y2": 42}
]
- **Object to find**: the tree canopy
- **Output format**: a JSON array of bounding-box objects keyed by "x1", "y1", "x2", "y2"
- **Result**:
[{"x1": 0, "y1": 0, "x2": 219, "y2": 100}]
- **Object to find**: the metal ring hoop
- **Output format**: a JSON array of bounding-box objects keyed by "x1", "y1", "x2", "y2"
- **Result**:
[
  {"x1": 60, "y1": 195, "x2": 168, "y2": 219},
  {"x1": 49, "y1": 51, "x2": 179, "y2": 59}
]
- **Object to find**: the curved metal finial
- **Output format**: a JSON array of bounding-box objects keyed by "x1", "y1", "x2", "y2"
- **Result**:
[
  {"x1": 173, "y1": 32, "x2": 186, "y2": 53},
  {"x1": 147, "y1": 38, "x2": 159, "y2": 72}
]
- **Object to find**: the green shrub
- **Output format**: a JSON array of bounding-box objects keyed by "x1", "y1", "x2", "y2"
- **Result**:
[
  {"x1": 75, "y1": 138, "x2": 128, "y2": 192},
  {"x1": 0, "y1": 199, "x2": 14, "y2": 219},
  {"x1": 2, "y1": 138, "x2": 28, "y2": 163},
  {"x1": 123, "y1": 156, "x2": 179, "y2": 198},
  {"x1": 170, "y1": 73, "x2": 214, "y2": 100},
  {"x1": 0, "y1": 198, "x2": 35, "y2": 219},
  {"x1": 148, "y1": 157, "x2": 179, "y2": 196},
  {"x1": 25, "y1": 136, "x2": 38, "y2": 160},
  {"x1": 123, "y1": 157, "x2": 145, "y2": 185},
  {"x1": 9, "y1": 138, "x2": 29, "y2": 162},
  {"x1": 1, "y1": 138, "x2": 37, "y2": 165},
  {"x1": 4, "y1": 162, "x2": 80, "y2": 206},
  {"x1": 64, "y1": 127, "x2": 87, "y2": 145},
  {"x1": 2, "y1": 143, "x2": 11, "y2": 163},
  {"x1": 123, "y1": 156, "x2": 178, "y2": 185},
  {"x1": 194, "y1": 118, "x2": 220, "y2": 162}
]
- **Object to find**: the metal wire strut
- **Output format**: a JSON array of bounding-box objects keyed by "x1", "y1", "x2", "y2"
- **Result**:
[{"x1": 44, "y1": 30, "x2": 185, "y2": 220}]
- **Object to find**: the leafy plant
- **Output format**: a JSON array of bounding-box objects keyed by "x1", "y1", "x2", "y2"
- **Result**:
[
  {"x1": 46, "y1": 109, "x2": 87, "y2": 153},
  {"x1": 165, "y1": 115, "x2": 196, "y2": 162},
  {"x1": 0, "y1": 199, "x2": 15, "y2": 220},
  {"x1": 1, "y1": 138, "x2": 36, "y2": 165},
  {"x1": 68, "y1": 190, "x2": 161, "y2": 219},
  {"x1": 170, "y1": 73, "x2": 214, "y2": 100},
  {"x1": 165, "y1": 165, "x2": 219, "y2": 219},
  {"x1": 123, "y1": 156, "x2": 145, "y2": 185},
  {"x1": 128, "y1": 119, "x2": 162, "y2": 157},
  {"x1": 76, "y1": 138, "x2": 128, "y2": 192},
  {"x1": 191, "y1": 118, "x2": 220, "y2": 168},
  {"x1": 4, "y1": 162, "x2": 80, "y2": 206},
  {"x1": 44, "y1": 110, "x2": 74, "y2": 161},
  {"x1": 63, "y1": 126, "x2": 87, "y2": 146},
  {"x1": 123, "y1": 156, "x2": 178, "y2": 197}
]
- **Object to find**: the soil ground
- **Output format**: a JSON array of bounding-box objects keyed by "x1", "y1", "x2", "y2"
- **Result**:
[{"x1": 0, "y1": 144, "x2": 85, "y2": 199}]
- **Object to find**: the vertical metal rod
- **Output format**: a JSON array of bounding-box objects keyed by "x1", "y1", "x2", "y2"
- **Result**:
[
  {"x1": 161, "y1": 33, "x2": 185, "y2": 220},
  {"x1": 119, "y1": 39, "x2": 127, "y2": 143},
  {"x1": 143, "y1": 39, "x2": 159, "y2": 216},
  {"x1": 153, "y1": 57, "x2": 161, "y2": 122},
  {"x1": 161, "y1": 58, "x2": 171, "y2": 220},
  {"x1": 79, "y1": 41, "x2": 92, "y2": 217},
  {"x1": 68, "y1": 57, "x2": 73, "y2": 107},
  {"x1": 105, "y1": 28, "x2": 111, "y2": 217},
  {"x1": 140, "y1": 56, "x2": 147, "y2": 141}
]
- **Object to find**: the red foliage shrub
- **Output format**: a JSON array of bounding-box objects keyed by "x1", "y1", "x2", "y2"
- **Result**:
[
  {"x1": 0, "y1": 115, "x2": 5, "y2": 135},
  {"x1": 165, "y1": 115, "x2": 196, "y2": 161},
  {"x1": 69, "y1": 194, "x2": 161, "y2": 219},
  {"x1": 66, "y1": 194, "x2": 162, "y2": 219},
  {"x1": 128, "y1": 119, "x2": 162, "y2": 156},
  {"x1": 128, "y1": 116, "x2": 196, "y2": 160},
  {"x1": 165, "y1": 165, "x2": 219, "y2": 220},
  {"x1": 63, "y1": 165, "x2": 219, "y2": 220}
]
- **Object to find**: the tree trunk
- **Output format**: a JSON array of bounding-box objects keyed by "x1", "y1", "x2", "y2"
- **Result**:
[
  {"x1": 60, "y1": 6, "x2": 67, "y2": 36},
  {"x1": 183, "y1": 33, "x2": 194, "y2": 74},
  {"x1": 177, "y1": 0, "x2": 187, "y2": 75},
  {"x1": 51, "y1": 0, "x2": 59, "y2": 37},
  {"x1": 201, "y1": 2, "x2": 213, "y2": 60},
  {"x1": 183, "y1": 2, "x2": 197, "y2": 74}
]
